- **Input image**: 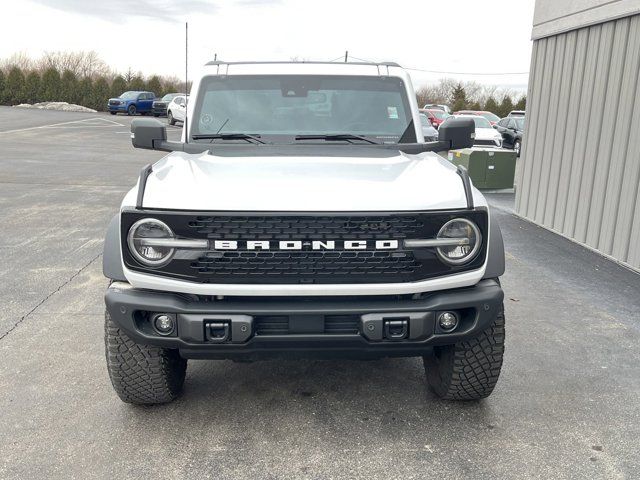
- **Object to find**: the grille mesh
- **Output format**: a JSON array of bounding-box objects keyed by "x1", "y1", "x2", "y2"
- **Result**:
[
  {"x1": 191, "y1": 250, "x2": 420, "y2": 278},
  {"x1": 188, "y1": 216, "x2": 423, "y2": 240}
]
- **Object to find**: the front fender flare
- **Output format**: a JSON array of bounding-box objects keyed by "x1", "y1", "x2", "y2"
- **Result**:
[{"x1": 103, "y1": 215, "x2": 126, "y2": 281}]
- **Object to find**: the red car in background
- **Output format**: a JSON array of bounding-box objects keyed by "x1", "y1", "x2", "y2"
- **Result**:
[
  {"x1": 419, "y1": 108, "x2": 450, "y2": 129},
  {"x1": 453, "y1": 110, "x2": 501, "y2": 126}
]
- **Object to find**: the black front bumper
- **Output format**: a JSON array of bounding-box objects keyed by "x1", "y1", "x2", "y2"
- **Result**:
[
  {"x1": 105, "y1": 279, "x2": 503, "y2": 360},
  {"x1": 152, "y1": 105, "x2": 167, "y2": 116}
]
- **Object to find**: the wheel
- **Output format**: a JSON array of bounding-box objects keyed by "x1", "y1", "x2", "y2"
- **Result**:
[
  {"x1": 127, "y1": 104, "x2": 137, "y2": 116},
  {"x1": 104, "y1": 310, "x2": 187, "y2": 404},
  {"x1": 514, "y1": 140, "x2": 521, "y2": 157},
  {"x1": 153, "y1": 113, "x2": 160, "y2": 117},
  {"x1": 110, "y1": 111, "x2": 117, "y2": 115},
  {"x1": 168, "y1": 111, "x2": 176, "y2": 126},
  {"x1": 423, "y1": 304, "x2": 505, "y2": 400}
]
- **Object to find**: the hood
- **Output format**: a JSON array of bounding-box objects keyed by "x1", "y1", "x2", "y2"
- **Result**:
[
  {"x1": 136, "y1": 146, "x2": 480, "y2": 211},
  {"x1": 474, "y1": 128, "x2": 501, "y2": 141}
]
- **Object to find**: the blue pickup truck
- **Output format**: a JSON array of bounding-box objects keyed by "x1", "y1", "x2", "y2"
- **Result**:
[{"x1": 107, "y1": 91, "x2": 156, "y2": 116}]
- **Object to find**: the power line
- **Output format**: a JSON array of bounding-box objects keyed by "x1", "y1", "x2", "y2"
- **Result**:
[
  {"x1": 329, "y1": 52, "x2": 529, "y2": 75},
  {"x1": 405, "y1": 66, "x2": 529, "y2": 76}
]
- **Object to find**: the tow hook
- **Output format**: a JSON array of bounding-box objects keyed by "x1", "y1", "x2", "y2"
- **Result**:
[
  {"x1": 383, "y1": 319, "x2": 408, "y2": 340},
  {"x1": 205, "y1": 321, "x2": 230, "y2": 343}
]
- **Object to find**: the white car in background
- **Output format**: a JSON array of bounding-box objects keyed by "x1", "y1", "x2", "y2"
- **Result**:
[
  {"x1": 167, "y1": 95, "x2": 188, "y2": 126},
  {"x1": 419, "y1": 113, "x2": 439, "y2": 141},
  {"x1": 445, "y1": 114, "x2": 502, "y2": 147}
]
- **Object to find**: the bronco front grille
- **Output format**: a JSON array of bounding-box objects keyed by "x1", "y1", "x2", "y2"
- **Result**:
[{"x1": 121, "y1": 211, "x2": 488, "y2": 285}]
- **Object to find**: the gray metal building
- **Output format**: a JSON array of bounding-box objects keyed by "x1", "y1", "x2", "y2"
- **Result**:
[{"x1": 516, "y1": 0, "x2": 640, "y2": 271}]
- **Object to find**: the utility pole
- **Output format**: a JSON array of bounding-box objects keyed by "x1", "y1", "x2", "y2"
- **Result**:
[{"x1": 344, "y1": 50, "x2": 348, "y2": 63}]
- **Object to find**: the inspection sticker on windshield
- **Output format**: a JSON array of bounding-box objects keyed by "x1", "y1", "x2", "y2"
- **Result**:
[{"x1": 387, "y1": 106, "x2": 399, "y2": 119}]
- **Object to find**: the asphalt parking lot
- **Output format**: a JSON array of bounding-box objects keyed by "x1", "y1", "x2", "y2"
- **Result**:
[{"x1": 1, "y1": 106, "x2": 639, "y2": 479}]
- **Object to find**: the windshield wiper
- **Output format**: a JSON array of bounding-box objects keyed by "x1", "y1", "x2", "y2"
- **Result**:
[
  {"x1": 192, "y1": 133, "x2": 268, "y2": 144},
  {"x1": 294, "y1": 134, "x2": 380, "y2": 145}
]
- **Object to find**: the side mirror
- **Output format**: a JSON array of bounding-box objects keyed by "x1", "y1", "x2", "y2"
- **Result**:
[
  {"x1": 438, "y1": 117, "x2": 475, "y2": 149},
  {"x1": 131, "y1": 118, "x2": 167, "y2": 150}
]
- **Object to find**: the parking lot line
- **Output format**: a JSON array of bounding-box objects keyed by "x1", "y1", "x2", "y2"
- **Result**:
[{"x1": 0, "y1": 116, "x2": 125, "y2": 134}]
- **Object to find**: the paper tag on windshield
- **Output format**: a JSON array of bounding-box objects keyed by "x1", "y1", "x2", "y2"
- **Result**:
[{"x1": 387, "y1": 107, "x2": 399, "y2": 119}]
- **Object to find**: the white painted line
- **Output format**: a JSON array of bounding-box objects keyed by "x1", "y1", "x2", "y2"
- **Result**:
[{"x1": 0, "y1": 116, "x2": 125, "y2": 134}]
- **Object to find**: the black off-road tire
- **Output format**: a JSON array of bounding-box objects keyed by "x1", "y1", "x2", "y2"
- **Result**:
[
  {"x1": 110, "y1": 111, "x2": 117, "y2": 115},
  {"x1": 423, "y1": 305, "x2": 505, "y2": 400},
  {"x1": 167, "y1": 110, "x2": 176, "y2": 125},
  {"x1": 127, "y1": 104, "x2": 137, "y2": 116},
  {"x1": 104, "y1": 311, "x2": 187, "y2": 405}
]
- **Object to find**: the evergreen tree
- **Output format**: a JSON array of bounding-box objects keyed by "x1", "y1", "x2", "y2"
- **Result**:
[
  {"x1": 468, "y1": 101, "x2": 482, "y2": 111},
  {"x1": 61, "y1": 69, "x2": 79, "y2": 104},
  {"x1": 78, "y1": 77, "x2": 93, "y2": 108},
  {"x1": 40, "y1": 67, "x2": 61, "y2": 101},
  {"x1": 24, "y1": 71, "x2": 41, "y2": 103},
  {"x1": 515, "y1": 96, "x2": 526, "y2": 111},
  {"x1": 6, "y1": 66, "x2": 26, "y2": 104},
  {"x1": 484, "y1": 96, "x2": 499, "y2": 115},
  {"x1": 0, "y1": 70, "x2": 6, "y2": 105},
  {"x1": 450, "y1": 83, "x2": 468, "y2": 113},
  {"x1": 111, "y1": 75, "x2": 126, "y2": 98},
  {"x1": 92, "y1": 76, "x2": 110, "y2": 111},
  {"x1": 129, "y1": 76, "x2": 145, "y2": 91},
  {"x1": 497, "y1": 95, "x2": 514, "y2": 118},
  {"x1": 146, "y1": 75, "x2": 162, "y2": 97}
]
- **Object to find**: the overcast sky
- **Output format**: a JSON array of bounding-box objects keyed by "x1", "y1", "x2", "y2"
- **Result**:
[{"x1": 2, "y1": 0, "x2": 535, "y2": 92}]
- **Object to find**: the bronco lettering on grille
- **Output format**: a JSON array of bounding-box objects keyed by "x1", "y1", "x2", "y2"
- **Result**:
[{"x1": 212, "y1": 240, "x2": 399, "y2": 251}]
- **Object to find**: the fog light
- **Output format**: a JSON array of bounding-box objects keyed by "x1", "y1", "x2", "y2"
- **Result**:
[
  {"x1": 153, "y1": 314, "x2": 175, "y2": 335},
  {"x1": 438, "y1": 312, "x2": 459, "y2": 332}
]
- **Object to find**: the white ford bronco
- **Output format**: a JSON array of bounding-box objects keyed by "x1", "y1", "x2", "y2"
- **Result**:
[{"x1": 103, "y1": 61, "x2": 505, "y2": 404}]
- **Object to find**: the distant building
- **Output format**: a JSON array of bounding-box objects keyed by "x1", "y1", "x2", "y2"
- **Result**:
[{"x1": 517, "y1": 0, "x2": 640, "y2": 271}]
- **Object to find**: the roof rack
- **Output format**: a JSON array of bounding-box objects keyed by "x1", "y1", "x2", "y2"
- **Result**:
[{"x1": 204, "y1": 60, "x2": 402, "y2": 67}]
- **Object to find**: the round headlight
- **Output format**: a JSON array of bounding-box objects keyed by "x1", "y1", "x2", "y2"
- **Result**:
[
  {"x1": 127, "y1": 218, "x2": 175, "y2": 267},
  {"x1": 436, "y1": 218, "x2": 482, "y2": 265}
]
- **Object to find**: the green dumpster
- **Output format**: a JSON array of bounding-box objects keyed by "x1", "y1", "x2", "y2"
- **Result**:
[{"x1": 447, "y1": 147, "x2": 516, "y2": 190}]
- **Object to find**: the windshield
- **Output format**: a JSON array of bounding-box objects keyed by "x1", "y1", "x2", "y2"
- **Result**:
[
  {"x1": 191, "y1": 75, "x2": 412, "y2": 143},
  {"x1": 468, "y1": 116, "x2": 492, "y2": 128},
  {"x1": 162, "y1": 93, "x2": 179, "y2": 102},
  {"x1": 514, "y1": 118, "x2": 525, "y2": 130},
  {"x1": 419, "y1": 114, "x2": 430, "y2": 127},
  {"x1": 120, "y1": 91, "x2": 139, "y2": 100},
  {"x1": 428, "y1": 109, "x2": 449, "y2": 120},
  {"x1": 480, "y1": 112, "x2": 500, "y2": 122}
]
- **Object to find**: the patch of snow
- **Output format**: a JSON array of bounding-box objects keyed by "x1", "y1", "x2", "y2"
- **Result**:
[{"x1": 13, "y1": 102, "x2": 97, "y2": 113}]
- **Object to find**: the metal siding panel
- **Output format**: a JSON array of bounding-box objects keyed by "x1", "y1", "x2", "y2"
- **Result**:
[
  {"x1": 534, "y1": 34, "x2": 566, "y2": 224},
  {"x1": 526, "y1": 36, "x2": 557, "y2": 220},
  {"x1": 515, "y1": 41, "x2": 539, "y2": 213},
  {"x1": 563, "y1": 25, "x2": 602, "y2": 238},
  {"x1": 574, "y1": 21, "x2": 617, "y2": 244},
  {"x1": 552, "y1": 28, "x2": 590, "y2": 232},
  {"x1": 587, "y1": 19, "x2": 638, "y2": 251},
  {"x1": 543, "y1": 31, "x2": 576, "y2": 226},
  {"x1": 517, "y1": 38, "x2": 548, "y2": 217},
  {"x1": 521, "y1": 39, "x2": 549, "y2": 216},
  {"x1": 611, "y1": 17, "x2": 640, "y2": 263}
]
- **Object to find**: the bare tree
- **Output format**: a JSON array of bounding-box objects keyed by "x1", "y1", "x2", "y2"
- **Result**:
[
  {"x1": 0, "y1": 52, "x2": 36, "y2": 72},
  {"x1": 37, "y1": 51, "x2": 111, "y2": 79}
]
